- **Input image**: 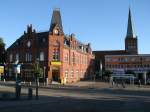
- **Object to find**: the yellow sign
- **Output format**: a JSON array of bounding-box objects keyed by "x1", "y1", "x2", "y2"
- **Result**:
[
  {"x1": 0, "y1": 66, "x2": 4, "y2": 74},
  {"x1": 51, "y1": 62, "x2": 61, "y2": 66}
]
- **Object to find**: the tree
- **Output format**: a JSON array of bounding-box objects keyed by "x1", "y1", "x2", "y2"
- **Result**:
[
  {"x1": 34, "y1": 60, "x2": 43, "y2": 78},
  {"x1": 33, "y1": 59, "x2": 42, "y2": 100},
  {"x1": 0, "y1": 37, "x2": 6, "y2": 63}
]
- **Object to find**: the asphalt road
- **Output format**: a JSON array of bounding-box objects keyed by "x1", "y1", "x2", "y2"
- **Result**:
[{"x1": 0, "y1": 83, "x2": 150, "y2": 112}]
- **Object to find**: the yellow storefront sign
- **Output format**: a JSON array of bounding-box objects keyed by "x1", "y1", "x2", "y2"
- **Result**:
[
  {"x1": 51, "y1": 62, "x2": 61, "y2": 66},
  {"x1": 0, "y1": 66, "x2": 4, "y2": 74}
]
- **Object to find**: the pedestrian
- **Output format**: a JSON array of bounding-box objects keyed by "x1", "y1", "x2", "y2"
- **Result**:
[
  {"x1": 121, "y1": 79, "x2": 125, "y2": 88},
  {"x1": 110, "y1": 76, "x2": 114, "y2": 88}
]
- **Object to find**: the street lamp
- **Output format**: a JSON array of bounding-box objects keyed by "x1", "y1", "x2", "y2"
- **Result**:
[
  {"x1": 14, "y1": 60, "x2": 22, "y2": 100},
  {"x1": 43, "y1": 66, "x2": 46, "y2": 85},
  {"x1": 99, "y1": 60, "x2": 102, "y2": 80}
]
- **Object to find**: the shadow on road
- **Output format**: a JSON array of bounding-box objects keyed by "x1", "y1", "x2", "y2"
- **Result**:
[{"x1": 0, "y1": 86, "x2": 150, "y2": 112}]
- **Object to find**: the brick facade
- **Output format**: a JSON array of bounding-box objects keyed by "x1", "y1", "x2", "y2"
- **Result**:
[{"x1": 6, "y1": 9, "x2": 94, "y2": 83}]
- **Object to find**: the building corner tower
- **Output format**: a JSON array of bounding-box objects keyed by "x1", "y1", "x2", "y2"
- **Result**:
[{"x1": 47, "y1": 9, "x2": 64, "y2": 83}]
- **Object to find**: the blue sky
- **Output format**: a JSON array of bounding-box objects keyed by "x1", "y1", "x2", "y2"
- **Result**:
[{"x1": 0, "y1": 0, "x2": 150, "y2": 54}]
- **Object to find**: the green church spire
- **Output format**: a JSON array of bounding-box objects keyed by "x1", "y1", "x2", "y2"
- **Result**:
[{"x1": 126, "y1": 8, "x2": 136, "y2": 38}]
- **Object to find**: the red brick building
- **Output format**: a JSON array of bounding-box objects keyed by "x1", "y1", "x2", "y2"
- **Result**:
[{"x1": 7, "y1": 9, "x2": 94, "y2": 83}]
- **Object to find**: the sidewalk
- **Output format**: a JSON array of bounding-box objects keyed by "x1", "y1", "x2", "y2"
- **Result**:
[{"x1": 0, "y1": 80, "x2": 150, "y2": 90}]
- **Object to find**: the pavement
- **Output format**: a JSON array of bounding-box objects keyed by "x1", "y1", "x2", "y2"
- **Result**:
[
  {"x1": 0, "y1": 81, "x2": 150, "y2": 112},
  {"x1": 0, "y1": 80, "x2": 150, "y2": 90}
]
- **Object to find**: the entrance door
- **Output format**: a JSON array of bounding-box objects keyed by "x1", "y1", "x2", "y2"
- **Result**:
[{"x1": 52, "y1": 68, "x2": 60, "y2": 82}]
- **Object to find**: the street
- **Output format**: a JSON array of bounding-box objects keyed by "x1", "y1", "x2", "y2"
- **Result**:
[{"x1": 0, "y1": 81, "x2": 150, "y2": 112}]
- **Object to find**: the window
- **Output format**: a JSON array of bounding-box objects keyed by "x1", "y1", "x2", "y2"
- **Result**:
[
  {"x1": 76, "y1": 56, "x2": 79, "y2": 64},
  {"x1": 71, "y1": 69, "x2": 74, "y2": 78},
  {"x1": 73, "y1": 53, "x2": 75, "y2": 64},
  {"x1": 81, "y1": 56, "x2": 83, "y2": 64},
  {"x1": 9, "y1": 54, "x2": 13, "y2": 62},
  {"x1": 40, "y1": 52, "x2": 44, "y2": 61},
  {"x1": 85, "y1": 57, "x2": 87, "y2": 65},
  {"x1": 64, "y1": 53, "x2": 68, "y2": 62},
  {"x1": 65, "y1": 69, "x2": 68, "y2": 78},
  {"x1": 76, "y1": 70, "x2": 79, "y2": 80},
  {"x1": 25, "y1": 53, "x2": 32, "y2": 62},
  {"x1": 81, "y1": 70, "x2": 83, "y2": 77},
  {"x1": 43, "y1": 38, "x2": 46, "y2": 43},
  {"x1": 16, "y1": 53, "x2": 19, "y2": 61},
  {"x1": 71, "y1": 53, "x2": 74, "y2": 64},
  {"x1": 53, "y1": 49, "x2": 59, "y2": 61}
]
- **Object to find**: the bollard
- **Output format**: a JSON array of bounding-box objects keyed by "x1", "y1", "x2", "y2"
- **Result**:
[
  {"x1": 138, "y1": 80, "x2": 141, "y2": 87},
  {"x1": 38, "y1": 81, "x2": 39, "y2": 86},
  {"x1": 15, "y1": 81, "x2": 21, "y2": 100},
  {"x1": 28, "y1": 88, "x2": 33, "y2": 100},
  {"x1": 29, "y1": 82, "x2": 32, "y2": 86}
]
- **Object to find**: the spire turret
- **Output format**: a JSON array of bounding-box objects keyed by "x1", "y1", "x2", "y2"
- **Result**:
[
  {"x1": 126, "y1": 8, "x2": 136, "y2": 38},
  {"x1": 50, "y1": 8, "x2": 63, "y2": 33}
]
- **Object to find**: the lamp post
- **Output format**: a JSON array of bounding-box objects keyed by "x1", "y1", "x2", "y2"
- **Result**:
[
  {"x1": 14, "y1": 60, "x2": 21, "y2": 100},
  {"x1": 99, "y1": 60, "x2": 102, "y2": 80},
  {"x1": 35, "y1": 59, "x2": 39, "y2": 100},
  {"x1": 43, "y1": 66, "x2": 46, "y2": 85},
  {"x1": 144, "y1": 72, "x2": 147, "y2": 85}
]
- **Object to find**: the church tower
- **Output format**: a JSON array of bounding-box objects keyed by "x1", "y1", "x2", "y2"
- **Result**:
[{"x1": 125, "y1": 8, "x2": 138, "y2": 54}]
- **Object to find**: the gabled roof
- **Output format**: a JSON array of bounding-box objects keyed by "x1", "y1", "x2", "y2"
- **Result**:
[{"x1": 7, "y1": 31, "x2": 49, "y2": 51}]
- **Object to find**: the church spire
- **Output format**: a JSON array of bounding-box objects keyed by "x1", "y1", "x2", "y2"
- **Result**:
[
  {"x1": 50, "y1": 8, "x2": 63, "y2": 33},
  {"x1": 126, "y1": 8, "x2": 136, "y2": 38}
]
